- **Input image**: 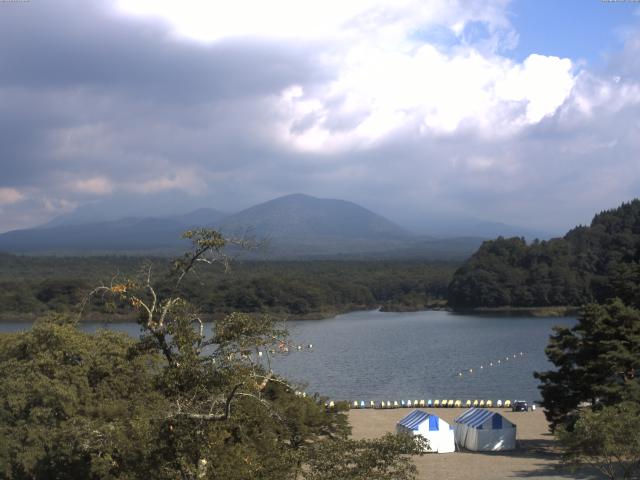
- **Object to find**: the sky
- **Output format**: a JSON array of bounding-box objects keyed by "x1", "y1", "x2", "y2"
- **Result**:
[{"x1": 1, "y1": 0, "x2": 640, "y2": 234}]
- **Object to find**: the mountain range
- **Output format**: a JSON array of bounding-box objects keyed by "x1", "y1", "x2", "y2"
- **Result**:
[{"x1": 0, "y1": 193, "x2": 547, "y2": 259}]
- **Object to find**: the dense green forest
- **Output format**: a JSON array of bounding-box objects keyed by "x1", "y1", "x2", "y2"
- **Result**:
[
  {"x1": 0, "y1": 254, "x2": 456, "y2": 320},
  {"x1": 448, "y1": 200, "x2": 640, "y2": 309},
  {"x1": 0, "y1": 231, "x2": 425, "y2": 479}
]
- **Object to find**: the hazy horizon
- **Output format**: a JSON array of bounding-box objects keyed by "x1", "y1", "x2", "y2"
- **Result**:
[
  {"x1": 22, "y1": 191, "x2": 559, "y2": 239},
  {"x1": 1, "y1": 0, "x2": 639, "y2": 234}
]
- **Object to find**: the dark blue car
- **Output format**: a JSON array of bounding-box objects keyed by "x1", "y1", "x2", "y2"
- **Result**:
[{"x1": 512, "y1": 401, "x2": 529, "y2": 412}]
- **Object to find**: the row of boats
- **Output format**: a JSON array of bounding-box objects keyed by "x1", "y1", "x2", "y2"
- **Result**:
[{"x1": 341, "y1": 399, "x2": 515, "y2": 409}]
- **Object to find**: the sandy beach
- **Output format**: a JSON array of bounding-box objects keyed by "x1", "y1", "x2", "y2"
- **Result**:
[{"x1": 348, "y1": 407, "x2": 603, "y2": 479}]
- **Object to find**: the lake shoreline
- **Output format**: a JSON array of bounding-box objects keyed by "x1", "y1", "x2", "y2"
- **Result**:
[
  {"x1": 0, "y1": 303, "x2": 578, "y2": 323},
  {"x1": 450, "y1": 305, "x2": 581, "y2": 317}
]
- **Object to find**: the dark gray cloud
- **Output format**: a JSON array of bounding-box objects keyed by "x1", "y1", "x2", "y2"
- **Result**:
[
  {"x1": 0, "y1": 1, "x2": 323, "y2": 98},
  {"x1": 0, "y1": 0, "x2": 328, "y2": 195}
]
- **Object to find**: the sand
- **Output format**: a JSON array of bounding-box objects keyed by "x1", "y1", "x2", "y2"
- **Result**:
[{"x1": 348, "y1": 407, "x2": 603, "y2": 479}]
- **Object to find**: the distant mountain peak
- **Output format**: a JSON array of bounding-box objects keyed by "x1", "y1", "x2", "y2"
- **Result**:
[
  {"x1": 219, "y1": 194, "x2": 411, "y2": 241},
  {"x1": 277, "y1": 192, "x2": 315, "y2": 200}
]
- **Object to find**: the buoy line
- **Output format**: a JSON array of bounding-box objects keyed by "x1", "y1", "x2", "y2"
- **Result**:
[{"x1": 456, "y1": 351, "x2": 525, "y2": 378}]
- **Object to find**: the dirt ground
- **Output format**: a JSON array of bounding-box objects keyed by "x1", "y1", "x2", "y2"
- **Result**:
[{"x1": 348, "y1": 407, "x2": 604, "y2": 479}]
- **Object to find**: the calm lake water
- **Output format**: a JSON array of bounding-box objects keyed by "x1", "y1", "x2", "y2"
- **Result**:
[{"x1": 0, "y1": 310, "x2": 575, "y2": 403}]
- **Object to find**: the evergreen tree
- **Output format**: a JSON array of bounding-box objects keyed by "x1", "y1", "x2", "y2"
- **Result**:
[{"x1": 535, "y1": 299, "x2": 640, "y2": 430}]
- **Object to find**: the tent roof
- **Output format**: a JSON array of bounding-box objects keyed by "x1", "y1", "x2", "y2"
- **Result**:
[
  {"x1": 454, "y1": 408, "x2": 514, "y2": 429},
  {"x1": 398, "y1": 410, "x2": 446, "y2": 431}
]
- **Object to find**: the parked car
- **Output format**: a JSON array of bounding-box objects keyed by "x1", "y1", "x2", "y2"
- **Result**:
[{"x1": 512, "y1": 400, "x2": 529, "y2": 412}]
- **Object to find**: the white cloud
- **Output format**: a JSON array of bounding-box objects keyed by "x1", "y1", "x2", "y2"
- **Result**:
[
  {"x1": 0, "y1": 188, "x2": 24, "y2": 206},
  {"x1": 115, "y1": 0, "x2": 547, "y2": 151},
  {"x1": 495, "y1": 54, "x2": 574, "y2": 123},
  {"x1": 73, "y1": 177, "x2": 114, "y2": 195},
  {"x1": 562, "y1": 71, "x2": 640, "y2": 120},
  {"x1": 43, "y1": 197, "x2": 78, "y2": 213},
  {"x1": 114, "y1": 0, "x2": 514, "y2": 46},
  {"x1": 273, "y1": 49, "x2": 577, "y2": 152}
]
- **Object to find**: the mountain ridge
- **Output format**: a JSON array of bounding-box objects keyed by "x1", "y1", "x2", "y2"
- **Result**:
[{"x1": 0, "y1": 193, "x2": 531, "y2": 259}]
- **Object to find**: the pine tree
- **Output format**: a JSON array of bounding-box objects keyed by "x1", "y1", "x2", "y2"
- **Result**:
[{"x1": 535, "y1": 299, "x2": 640, "y2": 430}]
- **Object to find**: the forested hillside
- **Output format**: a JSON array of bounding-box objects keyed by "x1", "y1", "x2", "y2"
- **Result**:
[
  {"x1": 448, "y1": 200, "x2": 640, "y2": 309},
  {"x1": 0, "y1": 255, "x2": 455, "y2": 319}
]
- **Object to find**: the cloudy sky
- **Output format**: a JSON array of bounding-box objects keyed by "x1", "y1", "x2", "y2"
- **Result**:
[{"x1": 1, "y1": 0, "x2": 639, "y2": 234}]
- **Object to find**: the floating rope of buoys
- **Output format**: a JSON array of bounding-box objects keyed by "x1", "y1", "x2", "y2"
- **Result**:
[{"x1": 456, "y1": 351, "x2": 527, "y2": 377}]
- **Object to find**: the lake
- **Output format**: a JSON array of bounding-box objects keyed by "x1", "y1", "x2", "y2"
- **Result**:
[{"x1": 0, "y1": 310, "x2": 575, "y2": 403}]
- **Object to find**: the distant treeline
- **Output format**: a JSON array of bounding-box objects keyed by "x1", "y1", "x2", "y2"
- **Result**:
[
  {"x1": 448, "y1": 200, "x2": 640, "y2": 309},
  {"x1": 0, "y1": 254, "x2": 456, "y2": 319}
]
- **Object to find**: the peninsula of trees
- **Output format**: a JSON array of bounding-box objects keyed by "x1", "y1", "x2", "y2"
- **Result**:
[{"x1": 448, "y1": 200, "x2": 640, "y2": 310}]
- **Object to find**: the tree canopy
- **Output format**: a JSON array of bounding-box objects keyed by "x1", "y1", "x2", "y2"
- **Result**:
[
  {"x1": 558, "y1": 402, "x2": 640, "y2": 480},
  {"x1": 535, "y1": 299, "x2": 640, "y2": 430},
  {"x1": 0, "y1": 254, "x2": 455, "y2": 320},
  {"x1": 0, "y1": 229, "x2": 424, "y2": 480},
  {"x1": 448, "y1": 199, "x2": 640, "y2": 309}
]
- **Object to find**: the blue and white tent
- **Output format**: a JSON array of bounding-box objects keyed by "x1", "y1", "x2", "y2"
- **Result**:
[
  {"x1": 454, "y1": 408, "x2": 516, "y2": 451},
  {"x1": 396, "y1": 410, "x2": 455, "y2": 453}
]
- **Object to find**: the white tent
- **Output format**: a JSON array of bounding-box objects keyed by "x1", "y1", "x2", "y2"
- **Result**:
[
  {"x1": 396, "y1": 410, "x2": 455, "y2": 453},
  {"x1": 454, "y1": 408, "x2": 516, "y2": 451}
]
